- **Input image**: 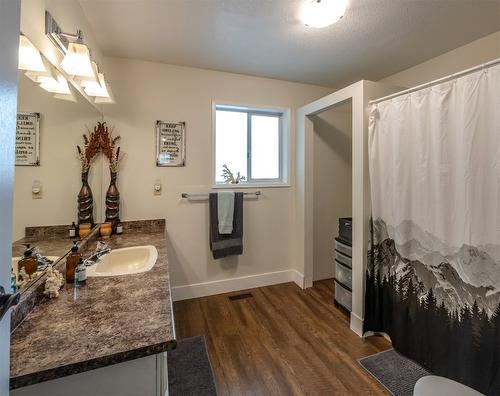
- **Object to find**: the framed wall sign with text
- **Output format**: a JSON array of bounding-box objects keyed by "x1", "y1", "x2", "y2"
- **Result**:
[
  {"x1": 156, "y1": 120, "x2": 186, "y2": 167},
  {"x1": 16, "y1": 112, "x2": 40, "y2": 166}
]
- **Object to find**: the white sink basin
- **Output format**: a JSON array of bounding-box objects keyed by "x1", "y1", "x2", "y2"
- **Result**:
[{"x1": 86, "y1": 245, "x2": 158, "y2": 277}]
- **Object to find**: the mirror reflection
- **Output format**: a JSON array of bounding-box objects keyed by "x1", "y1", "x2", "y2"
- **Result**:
[{"x1": 12, "y1": 50, "x2": 103, "y2": 293}]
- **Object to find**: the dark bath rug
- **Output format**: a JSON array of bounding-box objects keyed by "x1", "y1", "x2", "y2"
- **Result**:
[
  {"x1": 168, "y1": 336, "x2": 218, "y2": 396},
  {"x1": 358, "y1": 349, "x2": 431, "y2": 396}
]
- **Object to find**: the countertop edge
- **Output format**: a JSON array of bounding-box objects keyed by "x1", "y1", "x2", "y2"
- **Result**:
[{"x1": 10, "y1": 339, "x2": 177, "y2": 390}]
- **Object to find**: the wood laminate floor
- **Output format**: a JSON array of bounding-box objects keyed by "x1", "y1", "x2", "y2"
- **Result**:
[{"x1": 174, "y1": 279, "x2": 391, "y2": 395}]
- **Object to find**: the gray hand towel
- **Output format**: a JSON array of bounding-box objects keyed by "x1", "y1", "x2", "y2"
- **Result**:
[{"x1": 209, "y1": 192, "x2": 243, "y2": 259}]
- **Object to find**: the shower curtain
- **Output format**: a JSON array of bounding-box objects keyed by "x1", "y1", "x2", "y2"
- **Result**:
[{"x1": 365, "y1": 62, "x2": 500, "y2": 395}]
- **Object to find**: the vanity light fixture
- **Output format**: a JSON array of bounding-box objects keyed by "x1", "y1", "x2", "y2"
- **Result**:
[
  {"x1": 53, "y1": 93, "x2": 77, "y2": 102},
  {"x1": 39, "y1": 74, "x2": 71, "y2": 95},
  {"x1": 45, "y1": 11, "x2": 97, "y2": 79},
  {"x1": 45, "y1": 10, "x2": 117, "y2": 104},
  {"x1": 18, "y1": 35, "x2": 46, "y2": 72},
  {"x1": 82, "y1": 73, "x2": 109, "y2": 97},
  {"x1": 300, "y1": 0, "x2": 348, "y2": 28},
  {"x1": 60, "y1": 42, "x2": 96, "y2": 78},
  {"x1": 77, "y1": 61, "x2": 100, "y2": 86},
  {"x1": 93, "y1": 81, "x2": 115, "y2": 104},
  {"x1": 94, "y1": 90, "x2": 115, "y2": 104}
]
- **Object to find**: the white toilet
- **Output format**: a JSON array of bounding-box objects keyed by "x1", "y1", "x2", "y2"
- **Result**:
[{"x1": 413, "y1": 376, "x2": 484, "y2": 396}]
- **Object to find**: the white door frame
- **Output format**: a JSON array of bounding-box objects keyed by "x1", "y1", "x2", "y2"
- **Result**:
[
  {"x1": 295, "y1": 80, "x2": 400, "y2": 336},
  {"x1": 0, "y1": 0, "x2": 21, "y2": 393}
]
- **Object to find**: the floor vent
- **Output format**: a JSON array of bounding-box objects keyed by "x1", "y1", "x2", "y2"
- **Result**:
[{"x1": 228, "y1": 292, "x2": 253, "y2": 301}]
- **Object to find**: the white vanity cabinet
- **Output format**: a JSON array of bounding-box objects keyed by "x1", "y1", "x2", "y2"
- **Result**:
[{"x1": 11, "y1": 352, "x2": 169, "y2": 396}]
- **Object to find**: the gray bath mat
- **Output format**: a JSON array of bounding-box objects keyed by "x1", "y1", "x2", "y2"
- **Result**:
[
  {"x1": 358, "y1": 349, "x2": 431, "y2": 396},
  {"x1": 168, "y1": 336, "x2": 218, "y2": 396}
]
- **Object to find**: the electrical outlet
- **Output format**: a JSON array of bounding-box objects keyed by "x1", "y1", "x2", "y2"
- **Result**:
[
  {"x1": 153, "y1": 180, "x2": 162, "y2": 196},
  {"x1": 32, "y1": 181, "x2": 42, "y2": 199}
]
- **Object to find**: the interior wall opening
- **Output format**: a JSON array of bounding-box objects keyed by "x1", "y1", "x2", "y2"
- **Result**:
[{"x1": 311, "y1": 99, "x2": 353, "y2": 288}]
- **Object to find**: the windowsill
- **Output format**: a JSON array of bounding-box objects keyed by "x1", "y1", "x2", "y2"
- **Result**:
[{"x1": 212, "y1": 183, "x2": 291, "y2": 189}]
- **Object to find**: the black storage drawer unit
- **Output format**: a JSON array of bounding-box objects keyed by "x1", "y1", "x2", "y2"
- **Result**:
[
  {"x1": 338, "y1": 217, "x2": 352, "y2": 245},
  {"x1": 334, "y1": 237, "x2": 352, "y2": 258}
]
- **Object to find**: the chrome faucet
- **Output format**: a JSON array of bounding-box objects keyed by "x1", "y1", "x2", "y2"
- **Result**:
[{"x1": 85, "y1": 241, "x2": 111, "y2": 265}]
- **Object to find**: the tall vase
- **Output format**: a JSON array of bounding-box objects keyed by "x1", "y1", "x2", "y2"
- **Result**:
[
  {"x1": 78, "y1": 171, "x2": 94, "y2": 226},
  {"x1": 105, "y1": 171, "x2": 120, "y2": 231}
]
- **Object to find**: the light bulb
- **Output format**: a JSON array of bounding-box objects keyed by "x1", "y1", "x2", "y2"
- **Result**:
[{"x1": 300, "y1": 0, "x2": 348, "y2": 28}]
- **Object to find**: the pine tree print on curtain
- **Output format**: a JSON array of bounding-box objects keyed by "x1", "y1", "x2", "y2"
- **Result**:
[{"x1": 365, "y1": 62, "x2": 500, "y2": 395}]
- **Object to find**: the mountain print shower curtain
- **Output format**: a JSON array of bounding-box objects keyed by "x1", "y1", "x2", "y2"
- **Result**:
[{"x1": 365, "y1": 62, "x2": 500, "y2": 395}]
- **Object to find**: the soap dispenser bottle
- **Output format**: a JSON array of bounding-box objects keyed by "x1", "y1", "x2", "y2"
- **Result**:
[
  {"x1": 66, "y1": 241, "x2": 81, "y2": 284},
  {"x1": 75, "y1": 258, "x2": 87, "y2": 286},
  {"x1": 18, "y1": 245, "x2": 37, "y2": 277},
  {"x1": 69, "y1": 222, "x2": 77, "y2": 238}
]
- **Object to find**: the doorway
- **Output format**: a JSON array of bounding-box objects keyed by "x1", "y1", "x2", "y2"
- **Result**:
[
  {"x1": 311, "y1": 100, "x2": 352, "y2": 282},
  {"x1": 295, "y1": 81, "x2": 400, "y2": 336}
]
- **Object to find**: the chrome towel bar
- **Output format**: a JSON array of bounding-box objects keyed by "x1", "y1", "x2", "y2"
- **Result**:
[{"x1": 181, "y1": 191, "x2": 261, "y2": 199}]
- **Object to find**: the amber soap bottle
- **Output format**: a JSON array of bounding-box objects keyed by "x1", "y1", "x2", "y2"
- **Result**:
[
  {"x1": 66, "y1": 241, "x2": 81, "y2": 284},
  {"x1": 18, "y1": 245, "x2": 37, "y2": 276}
]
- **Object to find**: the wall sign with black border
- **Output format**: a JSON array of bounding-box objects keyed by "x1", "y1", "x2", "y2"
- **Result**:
[
  {"x1": 156, "y1": 120, "x2": 186, "y2": 167},
  {"x1": 16, "y1": 112, "x2": 40, "y2": 166}
]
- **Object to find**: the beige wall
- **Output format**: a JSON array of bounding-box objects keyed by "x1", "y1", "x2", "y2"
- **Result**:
[
  {"x1": 381, "y1": 31, "x2": 500, "y2": 88},
  {"x1": 312, "y1": 103, "x2": 352, "y2": 281},
  {"x1": 102, "y1": 57, "x2": 331, "y2": 291},
  {"x1": 14, "y1": 72, "x2": 102, "y2": 241}
]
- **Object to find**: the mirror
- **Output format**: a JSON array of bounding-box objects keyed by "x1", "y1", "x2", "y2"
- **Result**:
[{"x1": 12, "y1": 51, "x2": 103, "y2": 292}]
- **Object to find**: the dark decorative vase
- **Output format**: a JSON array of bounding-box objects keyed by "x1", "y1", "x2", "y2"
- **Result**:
[
  {"x1": 105, "y1": 171, "x2": 120, "y2": 231},
  {"x1": 78, "y1": 171, "x2": 94, "y2": 226}
]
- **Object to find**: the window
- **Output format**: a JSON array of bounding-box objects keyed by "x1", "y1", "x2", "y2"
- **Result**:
[{"x1": 214, "y1": 104, "x2": 288, "y2": 186}]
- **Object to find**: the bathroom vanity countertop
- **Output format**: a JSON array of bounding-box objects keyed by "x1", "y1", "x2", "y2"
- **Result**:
[
  {"x1": 12, "y1": 235, "x2": 76, "y2": 258},
  {"x1": 9, "y1": 227, "x2": 176, "y2": 389}
]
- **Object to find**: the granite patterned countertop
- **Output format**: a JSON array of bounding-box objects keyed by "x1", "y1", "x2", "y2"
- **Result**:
[
  {"x1": 12, "y1": 236, "x2": 75, "y2": 259},
  {"x1": 10, "y1": 225, "x2": 176, "y2": 389}
]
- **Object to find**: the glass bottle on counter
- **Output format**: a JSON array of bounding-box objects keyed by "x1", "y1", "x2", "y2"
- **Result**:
[
  {"x1": 66, "y1": 241, "x2": 81, "y2": 284},
  {"x1": 75, "y1": 258, "x2": 87, "y2": 286},
  {"x1": 10, "y1": 269, "x2": 17, "y2": 293},
  {"x1": 18, "y1": 244, "x2": 37, "y2": 277},
  {"x1": 69, "y1": 222, "x2": 77, "y2": 238}
]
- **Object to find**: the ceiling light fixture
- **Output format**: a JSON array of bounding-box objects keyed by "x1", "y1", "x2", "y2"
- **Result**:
[
  {"x1": 18, "y1": 35, "x2": 46, "y2": 72},
  {"x1": 301, "y1": 0, "x2": 347, "y2": 28}
]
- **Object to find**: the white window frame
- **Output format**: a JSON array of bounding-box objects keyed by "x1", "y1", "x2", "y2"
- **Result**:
[{"x1": 212, "y1": 101, "x2": 290, "y2": 188}]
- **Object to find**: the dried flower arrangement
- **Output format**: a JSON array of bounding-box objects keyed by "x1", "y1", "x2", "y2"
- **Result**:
[
  {"x1": 77, "y1": 126, "x2": 101, "y2": 171},
  {"x1": 43, "y1": 267, "x2": 64, "y2": 298},
  {"x1": 221, "y1": 164, "x2": 246, "y2": 184},
  {"x1": 98, "y1": 122, "x2": 122, "y2": 172}
]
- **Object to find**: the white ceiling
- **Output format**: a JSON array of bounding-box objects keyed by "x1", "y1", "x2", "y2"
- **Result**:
[{"x1": 79, "y1": 0, "x2": 500, "y2": 87}]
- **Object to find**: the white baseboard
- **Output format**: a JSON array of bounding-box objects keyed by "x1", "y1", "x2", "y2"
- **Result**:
[
  {"x1": 350, "y1": 312, "x2": 364, "y2": 337},
  {"x1": 172, "y1": 270, "x2": 304, "y2": 301}
]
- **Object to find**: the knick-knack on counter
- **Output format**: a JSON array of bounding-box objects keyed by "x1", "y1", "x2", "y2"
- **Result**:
[
  {"x1": 77, "y1": 171, "x2": 93, "y2": 225},
  {"x1": 100, "y1": 222, "x2": 112, "y2": 238},
  {"x1": 99, "y1": 122, "x2": 123, "y2": 232},
  {"x1": 77, "y1": 126, "x2": 100, "y2": 226},
  {"x1": 105, "y1": 171, "x2": 120, "y2": 229},
  {"x1": 44, "y1": 267, "x2": 64, "y2": 298},
  {"x1": 69, "y1": 222, "x2": 77, "y2": 238}
]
